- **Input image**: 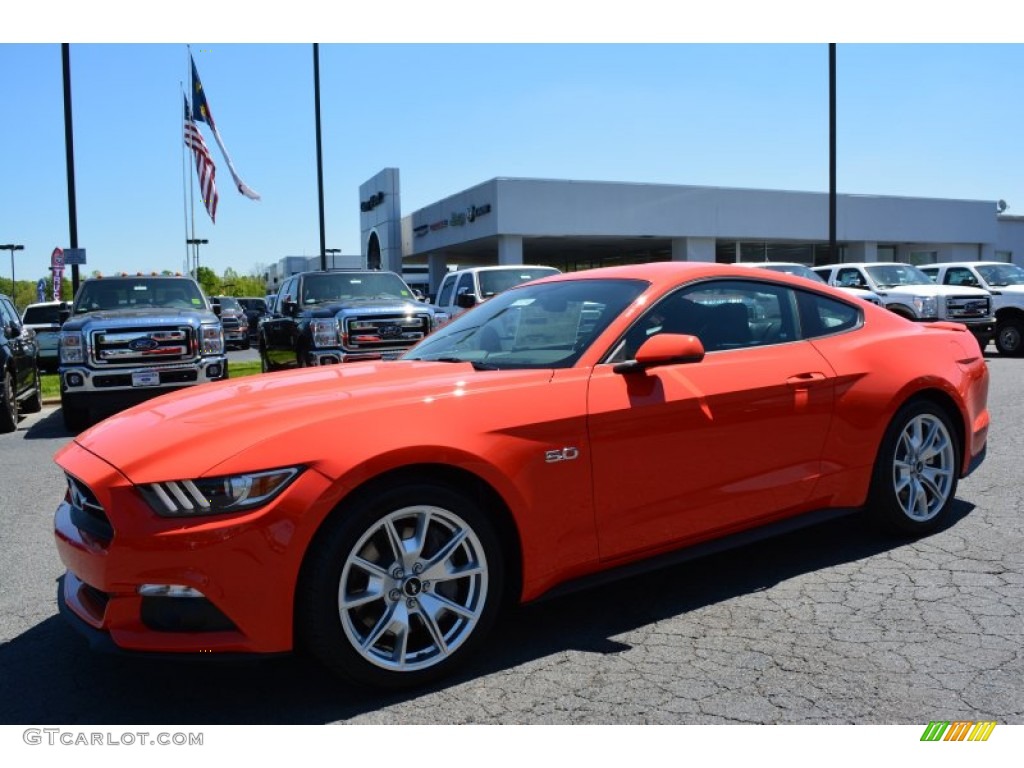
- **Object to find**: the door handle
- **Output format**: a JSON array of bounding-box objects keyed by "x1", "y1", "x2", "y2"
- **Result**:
[{"x1": 786, "y1": 372, "x2": 827, "y2": 386}]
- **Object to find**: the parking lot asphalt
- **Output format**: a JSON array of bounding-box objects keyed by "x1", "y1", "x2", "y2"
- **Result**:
[{"x1": 0, "y1": 351, "x2": 1020, "y2": 725}]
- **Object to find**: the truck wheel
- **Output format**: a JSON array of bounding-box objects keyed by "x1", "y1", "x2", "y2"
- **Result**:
[
  {"x1": 867, "y1": 400, "x2": 959, "y2": 536},
  {"x1": 296, "y1": 483, "x2": 504, "y2": 689},
  {"x1": 995, "y1": 319, "x2": 1023, "y2": 356},
  {"x1": 0, "y1": 371, "x2": 17, "y2": 433}
]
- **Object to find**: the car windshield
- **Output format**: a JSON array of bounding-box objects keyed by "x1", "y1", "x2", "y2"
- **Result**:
[
  {"x1": 404, "y1": 278, "x2": 646, "y2": 369},
  {"x1": 865, "y1": 264, "x2": 932, "y2": 288},
  {"x1": 73, "y1": 279, "x2": 206, "y2": 312},
  {"x1": 237, "y1": 298, "x2": 267, "y2": 312},
  {"x1": 216, "y1": 297, "x2": 241, "y2": 311},
  {"x1": 477, "y1": 267, "x2": 560, "y2": 298},
  {"x1": 302, "y1": 273, "x2": 414, "y2": 304},
  {"x1": 976, "y1": 263, "x2": 1024, "y2": 287},
  {"x1": 758, "y1": 264, "x2": 825, "y2": 282},
  {"x1": 22, "y1": 305, "x2": 61, "y2": 324}
]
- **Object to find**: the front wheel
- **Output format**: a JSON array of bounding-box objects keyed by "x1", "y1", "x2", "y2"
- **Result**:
[
  {"x1": 21, "y1": 367, "x2": 42, "y2": 414},
  {"x1": 995, "y1": 318, "x2": 1023, "y2": 356},
  {"x1": 297, "y1": 484, "x2": 504, "y2": 689},
  {"x1": 867, "y1": 401, "x2": 960, "y2": 535}
]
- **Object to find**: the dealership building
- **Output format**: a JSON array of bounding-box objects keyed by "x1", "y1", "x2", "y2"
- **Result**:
[{"x1": 271, "y1": 167, "x2": 1024, "y2": 296}]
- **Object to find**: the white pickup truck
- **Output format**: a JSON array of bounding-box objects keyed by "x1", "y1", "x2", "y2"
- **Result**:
[
  {"x1": 920, "y1": 261, "x2": 1024, "y2": 356},
  {"x1": 813, "y1": 262, "x2": 996, "y2": 349},
  {"x1": 433, "y1": 265, "x2": 561, "y2": 318}
]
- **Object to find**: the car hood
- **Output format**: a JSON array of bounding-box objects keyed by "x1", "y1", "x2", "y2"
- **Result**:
[
  {"x1": 874, "y1": 284, "x2": 990, "y2": 297},
  {"x1": 67, "y1": 360, "x2": 553, "y2": 483}
]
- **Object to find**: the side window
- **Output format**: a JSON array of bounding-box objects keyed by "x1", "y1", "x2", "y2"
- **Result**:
[
  {"x1": 436, "y1": 276, "x2": 455, "y2": 308},
  {"x1": 920, "y1": 268, "x2": 939, "y2": 283},
  {"x1": 836, "y1": 268, "x2": 866, "y2": 289},
  {"x1": 455, "y1": 272, "x2": 475, "y2": 299},
  {"x1": 613, "y1": 280, "x2": 797, "y2": 360},
  {"x1": 0, "y1": 297, "x2": 15, "y2": 329},
  {"x1": 945, "y1": 268, "x2": 978, "y2": 287},
  {"x1": 279, "y1": 278, "x2": 296, "y2": 309},
  {"x1": 796, "y1": 291, "x2": 862, "y2": 339}
]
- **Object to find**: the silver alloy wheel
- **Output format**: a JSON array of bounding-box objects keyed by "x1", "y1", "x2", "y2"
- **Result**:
[
  {"x1": 891, "y1": 413, "x2": 956, "y2": 522},
  {"x1": 338, "y1": 505, "x2": 489, "y2": 672}
]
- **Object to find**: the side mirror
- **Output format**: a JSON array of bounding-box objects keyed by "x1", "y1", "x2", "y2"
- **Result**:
[
  {"x1": 211, "y1": 303, "x2": 222, "y2": 316},
  {"x1": 456, "y1": 293, "x2": 478, "y2": 310},
  {"x1": 282, "y1": 299, "x2": 298, "y2": 316},
  {"x1": 59, "y1": 308, "x2": 71, "y2": 324},
  {"x1": 613, "y1": 334, "x2": 705, "y2": 375}
]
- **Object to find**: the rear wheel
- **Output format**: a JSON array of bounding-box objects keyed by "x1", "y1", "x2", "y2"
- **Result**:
[
  {"x1": 995, "y1": 318, "x2": 1023, "y2": 356},
  {"x1": 297, "y1": 483, "x2": 504, "y2": 689},
  {"x1": 0, "y1": 370, "x2": 17, "y2": 433},
  {"x1": 867, "y1": 400, "x2": 960, "y2": 535}
]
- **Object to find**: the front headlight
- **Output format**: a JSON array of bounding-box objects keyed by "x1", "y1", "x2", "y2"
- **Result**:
[
  {"x1": 201, "y1": 323, "x2": 224, "y2": 354},
  {"x1": 912, "y1": 296, "x2": 938, "y2": 319},
  {"x1": 310, "y1": 318, "x2": 340, "y2": 347},
  {"x1": 139, "y1": 467, "x2": 303, "y2": 517},
  {"x1": 60, "y1": 331, "x2": 85, "y2": 364}
]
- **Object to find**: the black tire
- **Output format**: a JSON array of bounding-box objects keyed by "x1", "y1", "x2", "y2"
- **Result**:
[
  {"x1": 21, "y1": 367, "x2": 42, "y2": 414},
  {"x1": 0, "y1": 370, "x2": 17, "y2": 433},
  {"x1": 296, "y1": 483, "x2": 504, "y2": 690},
  {"x1": 994, "y1": 318, "x2": 1024, "y2": 356},
  {"x1": 61, "y1": 400, "x2": 92, "y2": 433},
  {"x1": 259, "y1": 343, "x2": 271, "y2": 373},
  {"x1": 867, "y1": 400, "x2": 960, "y2": 535}
]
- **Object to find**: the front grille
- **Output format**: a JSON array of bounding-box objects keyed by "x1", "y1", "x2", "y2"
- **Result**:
[
  {"x1": 343, "y1": 314, "x2": 430, "y2": 353},
  {"x1": 66, "y1": 474, "x2": 114, "y2": 544},
  {"x1": 946, "y1": 296, "x2": 991, "y2": 320},
  {"x1": 90, "y1": 326, "x2": 196, "y2": 366}
]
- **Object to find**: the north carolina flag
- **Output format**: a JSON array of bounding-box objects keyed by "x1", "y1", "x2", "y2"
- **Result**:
[{"x1": 190, "y1": 52, "x2": 260, "y2": 201}]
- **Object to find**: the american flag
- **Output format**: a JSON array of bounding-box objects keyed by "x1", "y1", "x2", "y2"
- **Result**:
[{"x1": 184, "y1": 95, "x2": 218, "y2": 224}]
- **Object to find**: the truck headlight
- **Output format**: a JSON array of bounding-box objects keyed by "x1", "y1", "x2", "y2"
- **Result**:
[
  {"x1": 912, "y1": 296, "x2": 937, "y2": 319},
  {"x1": 201, "y1": 324, "x2": 224, "y2": 354},
  {"x1": 311, "y1": 318, "x2": 340, "y2": 347},
  {"x1": 60, "y1": 332, "x2": 85, "y2": 364},
  {"x1": 139, "y1": 467, "x2": 303, "y2": 517}
]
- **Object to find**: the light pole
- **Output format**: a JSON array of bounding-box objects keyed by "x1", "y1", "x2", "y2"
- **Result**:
[
  {"x1": 325, "y1": 247, "x2": 341, "y2": 269},
  {"x1": 1, "y1": 244, "x2": 25, "y2": 309},
  {"x1": 186, "y1": 238, "x2": 208, "y2": 279}
]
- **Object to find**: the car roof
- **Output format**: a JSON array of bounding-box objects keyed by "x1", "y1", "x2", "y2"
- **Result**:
[{"x1": 445, "y1": 265, "x2": 559, "y2": 275}]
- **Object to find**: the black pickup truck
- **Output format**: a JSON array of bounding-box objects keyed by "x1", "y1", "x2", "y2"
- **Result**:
[{"x1": 259, "y1": 270, "x2": 446, "y2": 370}]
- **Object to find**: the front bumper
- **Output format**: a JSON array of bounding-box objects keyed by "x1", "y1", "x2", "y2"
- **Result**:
[
  {"x1": 52, "y1": 445, "x2": 338, "y2": 656},
  {"x1": 59, "y1": 358, "x2": 228, "y2": 404}
]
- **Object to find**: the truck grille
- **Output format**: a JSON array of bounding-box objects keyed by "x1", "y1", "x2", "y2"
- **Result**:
[
  {"x1": 945, "y1": 296, "x2": 991, "y2": 320},
  {"x1": 343, "y1": 314, "x2": 430, "y2": 353},
  {"x1": 90, "y1": 326, "x2": 196, "y2": 366}
]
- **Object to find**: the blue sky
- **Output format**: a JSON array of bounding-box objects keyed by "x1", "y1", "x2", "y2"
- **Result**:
[{"x1": 3, "y1": 7, "x2": 1023, "y2": 282}]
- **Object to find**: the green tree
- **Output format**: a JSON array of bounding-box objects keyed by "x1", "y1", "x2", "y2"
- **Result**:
[{"x1": 195, "y1": 266, "x2": 219, "y2": 296}]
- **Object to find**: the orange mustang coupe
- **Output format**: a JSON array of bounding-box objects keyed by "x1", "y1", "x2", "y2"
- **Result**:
[{"x1": 53, "y1": 262, "x2": 990, "y2": 689}]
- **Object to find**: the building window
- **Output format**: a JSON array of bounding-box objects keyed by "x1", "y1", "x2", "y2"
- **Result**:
[
  {"x1": 909, "y1": 251, "x2": 938, "y2": 266},
  {"x1": 994, "y1": 251, "x2": 1012, "y2": 263}
]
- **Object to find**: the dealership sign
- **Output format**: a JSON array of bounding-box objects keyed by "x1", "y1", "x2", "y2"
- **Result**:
[{"x1": 415, "y1": 203, "x2": 493, "y2": 237}]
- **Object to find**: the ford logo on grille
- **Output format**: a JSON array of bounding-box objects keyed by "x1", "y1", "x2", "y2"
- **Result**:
[
  {"x1": 128, "y1": 336, "x2": 160, "y2": 351},
  {"x1": 379, "y1": 324, "x2": 403, "y2": 339}
]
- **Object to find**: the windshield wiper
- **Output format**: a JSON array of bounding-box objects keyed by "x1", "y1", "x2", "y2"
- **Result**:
[{"x1": 429, "y1": 356, "x2": 498, "y2": 370}]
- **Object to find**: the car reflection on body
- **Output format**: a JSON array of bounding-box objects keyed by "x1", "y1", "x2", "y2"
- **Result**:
[{"x1": 53, "y1": 262, "x2": 990, "y2": 689}]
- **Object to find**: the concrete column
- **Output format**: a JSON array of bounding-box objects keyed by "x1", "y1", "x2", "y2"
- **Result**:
[
  {"x1": 979, "y1": 242, "x2": 996, "y2": 261},
  {"x1": 671, "y1": 237, "x2": 715, "y2": 262},
  {"x1": 428, "y1": 252, "x2": 448, "y2": 294},
  {"x1": 846, "y1": 242, "x2": 878, "y2": 262},
  {"x1": 497, "y1": 235, "x2": 524, "y2": 265}
]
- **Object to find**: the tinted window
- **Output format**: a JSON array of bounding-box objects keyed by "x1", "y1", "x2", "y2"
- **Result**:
[
  {"x1": 796, "y1": 291, "x2": 862, "y2": 338},
  {"x1": 943, "y1": 268, "x2": 979, "y2": 287},
  {"x1": 455, "y1": 272, "x2": 475, "y2": 299},
  {"x1": 22, "y1": 305, "x2": 61, "y2": 324},
  {"x1": 478, "y1": 267, "x2": 560, "y2": 298},
  {"x1": 835, "y1": 268, "x2": 868, "y2": 289},
  {"x1": 611, "y1": 279, "x2": 798, "y2": 361},
  {"x1": 436, "y1": 276, "x2": 456, "y2": 308}
]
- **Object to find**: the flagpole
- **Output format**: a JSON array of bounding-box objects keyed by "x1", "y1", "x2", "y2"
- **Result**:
[
  {"x1": 186, "y1": 47, "x2": 198, "y2": 278},
  {"x1": 181, "y1": 83, "x2": 191, "y2": 276}
]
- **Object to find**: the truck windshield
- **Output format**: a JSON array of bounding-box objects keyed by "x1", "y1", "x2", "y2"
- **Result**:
[
  {"x1": 301, "y1": 273, "x2": 414, "y2": 304},
  {"x1": 478, "y1": 267, "x2": 560, "y2": 298},
  {"x1": 976, "y1": 263, "x2": 1024, "y2": 287},
  {"x1": 865, "y1": 264, "x2": 932, "y2": 288},
  {"x1": 74, "y1": 279, "x2": 205, "y2": 312}
]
